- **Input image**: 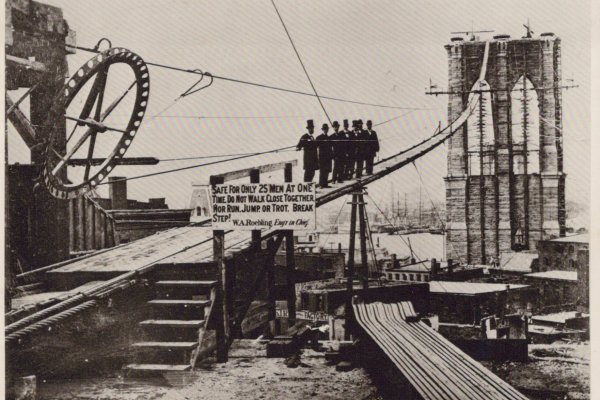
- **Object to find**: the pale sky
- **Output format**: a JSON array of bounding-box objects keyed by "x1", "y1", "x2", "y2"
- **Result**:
[{"x1": 6, "y1": 0, "x2": 591, "y2": 222}]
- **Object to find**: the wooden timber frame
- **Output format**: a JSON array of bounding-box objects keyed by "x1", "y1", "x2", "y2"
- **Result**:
[
  {"x1": 344, "y1": 186, "x2": 369, "y2": 340},
  {"x1": 209, "y1": 162, "x2": 297, "y2": 362},
  {"x1": 5, "y1": 0, "x2": 74, "y2": 282}
]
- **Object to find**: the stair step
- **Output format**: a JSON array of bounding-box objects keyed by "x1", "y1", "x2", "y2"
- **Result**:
[
  {"x1": 140, "y1": 320, "x2": 204, "y2": 328},
  {"x1": 132, "y1": 341, "x2": 198, "y2": 350},
  {"x1": 124, "y1": 363, "x2": 191, "y2": 372},
  {"x1": 148, "y1": 299, "x2": 211, "y2": 306},
  {"x1": 155, "y1": 280, "x2": 217, "y2": 288}
]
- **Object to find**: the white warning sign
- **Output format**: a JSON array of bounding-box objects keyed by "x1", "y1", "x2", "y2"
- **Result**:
[{"x1": 211, "y1": 182, "x2": 316, "y2": 230}]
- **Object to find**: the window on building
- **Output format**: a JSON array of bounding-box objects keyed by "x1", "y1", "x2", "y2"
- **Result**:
[
  {"x1": 424, "y1": 275, "x2": 430, "y2": 282},
  {"x1": 409, "y1": 274, "x2": 414, "y2": 281},
  {"x1": 395, "y1": 273, "x2": 400, "y2": 280},
  {"x1": 417, "y1": 274, "x2": 422, "y2": 282},
  {"x1": 402, "y1": 274, "x2": 407, "y2": 280}
]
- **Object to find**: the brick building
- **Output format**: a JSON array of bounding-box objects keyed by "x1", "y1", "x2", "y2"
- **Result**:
[
  {"x1": 536, "y1": 234, "x2": 589, "y2": 272},
  {"x1": 429, "y1": 281, "x2": 537, "y2": 324}
]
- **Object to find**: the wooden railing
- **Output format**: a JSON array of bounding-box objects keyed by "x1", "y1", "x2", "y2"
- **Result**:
[{"x1": 68, "y1": 195, "x2": 117, "y2": 255}]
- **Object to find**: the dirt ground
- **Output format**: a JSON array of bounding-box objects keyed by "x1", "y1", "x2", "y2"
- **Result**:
[
  {"x1": 37, "y1": 340, "x2": 380, "y2": 400},
  {"x1": 482, "y1": 341, "x2": 590, "y2": 400}
]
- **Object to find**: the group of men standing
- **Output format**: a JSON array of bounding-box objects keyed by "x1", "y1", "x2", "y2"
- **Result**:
[{"x1": 296, "y1": 119, "x2": 380, "y2": 187}]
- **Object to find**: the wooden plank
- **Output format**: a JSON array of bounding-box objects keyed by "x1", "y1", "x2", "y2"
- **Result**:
[
  {"x1": 124, "y1": 364, "x2": 191, "y2": 372},
  {"x1": 68, "y1": 199, "x2": 75, "y2": 254},
  {"x1": 132, "y1": 342, "x2": 198, "y2": 349},
  {"x1": 213, "y1": 228, "x2": 227, "y2": 363},
  {"x1": 6, "y1": 94, "x2": 38, "y2": 149},
  {"x1": 77, "y1": 196, "x2": 86, "y2": 252},
  {"x1": 140, "y1": 320, "x2": 204, "y2": 328},
  {"x1": 6, "y1": 55, "x2": 47, "y2": 72},
  {"x1": 148, "y1": 299, "x2": 210, "y2": 306},
  {"x1": 196, "y1": 159, "x2": 298, "y2": 184},
  {"x1": 284, "y1": 163, "x2": 296, "y2": 327},
  {"x1": 98, "y1": 212, "x2": 106, "y2": 249},
  {"x1": 67, "y1": 157, "x2": 159, "y2": 166},
  {"x1": 107, "y1": 218, "x2": 116, "y2": 247},
  {"x1": 85, "y1": 200, "x2": 95, "y2": 250},
  {"x1": 95, "y1": 210, "x2": 104, "y2": 249},
  {"x1": 155, "y1": 280, "x2": 217, "y2": 287}
]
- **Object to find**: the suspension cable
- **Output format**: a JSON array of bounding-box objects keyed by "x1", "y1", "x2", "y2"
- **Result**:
[
  {"x1": 67, "y1": 44, "x2": 432, "y2": 111},
  {"x1": 269, "y1": 0, "x2": 331, "y2": 125},
  {"x1": 98, "y1": 144, "x2": 296, "y2": 185},
  {"x1": 411, "y1": 160, "x2": 466, "y2": 265}
]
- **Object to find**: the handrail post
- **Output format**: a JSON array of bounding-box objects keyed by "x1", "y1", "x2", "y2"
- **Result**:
[{"x1": 211, "y1": 175, "x2": 228, "y2": 363}]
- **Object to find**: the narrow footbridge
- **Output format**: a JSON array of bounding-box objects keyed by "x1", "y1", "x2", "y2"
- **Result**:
[{"x1": 7, "y1": 42, "x2": 497, "y2": 382}]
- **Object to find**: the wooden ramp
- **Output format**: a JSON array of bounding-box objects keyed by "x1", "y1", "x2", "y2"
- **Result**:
[{"x1": 353, "y1": 301, "x2": 528, "y2": 400}]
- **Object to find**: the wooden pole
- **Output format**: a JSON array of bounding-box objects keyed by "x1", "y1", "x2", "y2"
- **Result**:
[
  {"x1": 284, "y1": 162, "x2": 296, "y2": 330},
  {"x1": 345, "y1": 193, "x2": 358, "y2": 340},
  {"x1": 77, "y1": 196, "x2": 86, "y2": 252},
  {"x1": 250, "y1": 169, "x2": 261, "y2": 248},
  {"x1": 68, "y1": 200, "x2": 75, "y2": 254},
  {"x1": 357, "y1": 192, "x2": 369, "y2": 291},
  {"x1": 211, "y1": 175, "x2": 228, "y2": 363},
  {"x1": 267, "y1": 238, "x2": 278, "y2": 336},
  {"x1": 85, "y1": 199, "x2": 95, "y2": 250}
]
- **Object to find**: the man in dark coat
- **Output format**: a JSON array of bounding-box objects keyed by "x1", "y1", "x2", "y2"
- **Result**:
[
  {"x1": 364, "y1": 120, "x2": 380, "y2": 175},
  {"x1": 346, "y1": 120, "x2": 357, "y2": 179},
  {"x1": 296, "y1": 119, "x2": 318, "y2": 182},
  {"x1": 354, "y1": 119, "x2": 369, "y2": 178},
  {"x1": 339, "y1": 119, "x2": 351, "y2": 179},
  {"x1": 316, "y1": 123, "x2": 333, "y2": 188},
  {"x1": 330, "y1": 121, "x2": 345, "y2": 183}
]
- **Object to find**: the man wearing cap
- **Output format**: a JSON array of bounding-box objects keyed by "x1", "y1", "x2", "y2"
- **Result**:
[
  {"x1": 346, "y1": 120, "x2": 358, "y2": 179},
  {"x1": 364, "y1": 120, "x2": 380, "y2": 175},
  {"x1": 316, "y1": 123, "x2": 333, "y2": 188},
  {"x1": 296, "y1": 119, "x2": 318, "y2": 182},
  {"x1": 330, "y1": 121, "x2": 345, "y2": 183}
]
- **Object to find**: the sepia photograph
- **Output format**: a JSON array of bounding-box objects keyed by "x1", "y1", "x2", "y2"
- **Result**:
[{"x1": 2, "y1": 0, "x2": 594, "y2": 399}]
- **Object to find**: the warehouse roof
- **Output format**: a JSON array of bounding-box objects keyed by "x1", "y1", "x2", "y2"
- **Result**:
[
  {"x1": 548, "y1": 233, "x2": 589, "y2": 244},
  {"x1": 525, "y1": 270, "x2": 577, "y2": 281},
  {"x1": 429, "y1": 281, "x2": 528, "y2": 295}
]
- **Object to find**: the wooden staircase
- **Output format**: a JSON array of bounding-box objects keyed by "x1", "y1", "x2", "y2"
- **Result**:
[{"x1": 124, "y1": 272, "x2": 218, "y2": 373}]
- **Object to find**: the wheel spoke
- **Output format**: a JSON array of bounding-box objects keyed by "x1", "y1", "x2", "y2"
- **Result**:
[
  {"x1": 64, "y1": 115, "x2": 127, "y2": 133},
  {"x1": 100, "y1": 80, "x2": 137, "y2": 122},
  {"x1": 51, "y1": 129, "x2": 93, "y2": 176},
  {"x1": 77, "y1": 64, "x2": 109, "y2": 123},
  {"x1": 84, "y1": 132, "x2": 98, "y2": 181},
  {"x1": 93, "y1": 66, "x2": 109, "y2": 121}
]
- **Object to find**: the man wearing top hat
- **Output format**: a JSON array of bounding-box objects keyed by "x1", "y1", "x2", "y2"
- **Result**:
[
  {"x1": 364, "y1": 119, "x2": 380, "y2": 175},
  {"x1": 330, "y1": 121, "x2": 345, "y2": 183},
  {"x1": 339, "y1": 119, "x2": 352, "y2": 180},
  {"x1": 315, "y1": 123, "x2": 333, "y2": 188},
  {"x1": 296, "y1": 119, "x2": 318, "y2": 182},
  {"x1": 354, "y1": 119, "x2": 369, "y2": 178},
  {"x1": 346, "y1": 120, "x2": 358, "y2": 179}
]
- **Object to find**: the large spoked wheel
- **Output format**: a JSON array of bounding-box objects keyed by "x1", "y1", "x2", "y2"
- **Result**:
[{"x1": 42, "y1": 47, "x2": 150, "y2": 199}]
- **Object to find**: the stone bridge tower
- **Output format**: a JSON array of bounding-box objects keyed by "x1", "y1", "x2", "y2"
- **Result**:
[{"x1": 444, "y1": 33, "x2": 566, "y2": 264}]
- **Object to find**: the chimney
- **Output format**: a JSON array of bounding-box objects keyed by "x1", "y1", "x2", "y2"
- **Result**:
[
  {"x1": 447, "y1": 258, "x2": 454, "y2": 275},
  {"x1": 390, "y1": 253, "x2": 397, "y2": 270},
  {"x1": 148, "y1": 198, "x2": 166, "y2": 209},
  {"x1": 338, "y1": 243, "x2": 342, "y2": 254},
  {"x1": 431, "y1": 258, "x2": 438, "y2": 280},
  {"x1": 109, "y1": 176, "x2": 127, "y2": 210}
]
